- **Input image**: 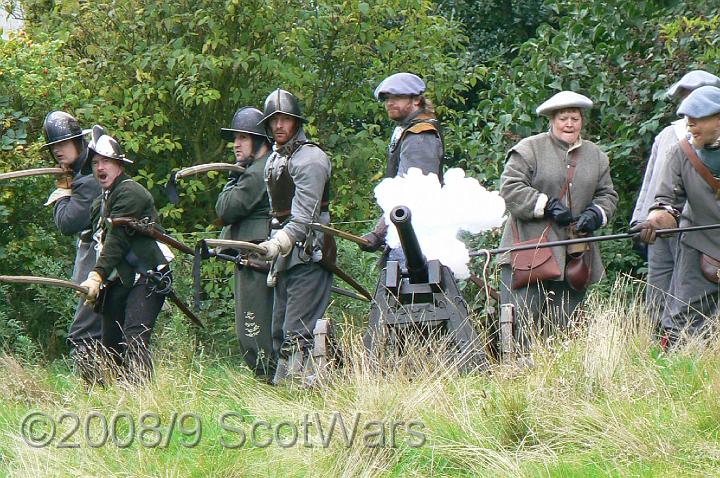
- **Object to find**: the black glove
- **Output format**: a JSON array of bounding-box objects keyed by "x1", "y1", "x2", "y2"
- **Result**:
[
  {"x1": 575, "y1": 204, "x2": 604, "y2": 233},
  {"x1": 629, "y1": 220, "x2": 657, "y2": 244},
  {"x1": 358, "y1": 231, "x2": 384, "y2": 252},
  {"x1": 544, "y1": 197, "x2": 572, "y2": 226}
]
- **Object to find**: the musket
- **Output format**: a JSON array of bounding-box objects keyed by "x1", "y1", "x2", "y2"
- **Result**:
[
  {"x1": 197, "y1": 238, "x2": 373, "y2": 301},
  {"x1": 111, "y1": 217, "x2": 195, "y2": 255},
  {"x1": 324, "y1": 262, "x2": 373, "y2": 301},
  {"x1": 192, "y1": 239, "x2": 270, "y2": 310},
  {"x1": 0, "y1": 273, "x2": 204, "y2": 327},
  {"x1": 166, "y1": 289, "x2": 205, "y2": 328},
  {"x1": 470, "y1": 223, "x2": 720, "y2": 257},
  {"x1": 0, "y1": 275, "x2": 88, "y2": 294},
  {"x1": 295, "y1": 221, "x2": 372, "y2": 247},
  {"x1": 107, "y1": 217, "x2": 205, "y2": 327},
  {"x1": 166, "y1": 163, "x2": 246, "y2": 205},
  {"x1": 194, "y1": 240, "x2": 369, "y2": 303},
  {"x1": 202, "y1": 238, "x2": 267, "y2": 255},
  {"x1": 329, "y1": 286, "x2": 370, "y2": 302},
  {"x1": 142, "y1": 271, "x2": 205, "y2": 329},
  {"x1": 0, "y1": 168, "x2": 67, "y2": 181}
]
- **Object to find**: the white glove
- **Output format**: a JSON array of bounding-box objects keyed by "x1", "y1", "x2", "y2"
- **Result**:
[
  {"x1": 258, "y1": 230, "x2": 294, "y2": 261},
  {"x1": 44, "y1": 188, "x2": 72, "y2": 206},
  {"x1": 79, "y1": 271, "x2": 103, "y2": 305}
]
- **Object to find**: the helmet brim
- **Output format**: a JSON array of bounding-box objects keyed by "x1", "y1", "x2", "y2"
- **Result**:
[
  {"x1": 220, "y1": 127, "x2": 270, "y2": 142},
  {"x1": 41, "y1": 131, "x2": 85, "y2": 149}
]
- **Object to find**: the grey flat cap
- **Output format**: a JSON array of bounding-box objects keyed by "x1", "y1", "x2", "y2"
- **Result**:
[
  {"x1": 666, "y1": 70, "x2": 720, "y2": 100},
  {"x1": 677, "y1": 85, "x2": 720, "y2": 118},
  {"x1": 536, "y1": 91, "x2": 593, "y2": 116},
  {"x1": 374, "y1": 72, "x2": 425, "y2": 100}
]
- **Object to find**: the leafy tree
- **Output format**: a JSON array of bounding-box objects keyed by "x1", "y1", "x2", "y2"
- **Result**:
[
  {"x1": 8, "y1": 0, "x2": 477, "y2": 354},
  {"x1": 435, "y1": 0, "x2": 554, "y2": 61},
  {"x1": 0, "y1": 32, "x2": 90, "y2": 356},
  {"x1": 6, "y1": 0, "x2": 720, "y2": 356}
]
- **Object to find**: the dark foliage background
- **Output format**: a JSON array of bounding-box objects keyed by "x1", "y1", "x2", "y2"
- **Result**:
[{"x1": 1, "y1": 0, "x2": 719, "y2": 359}]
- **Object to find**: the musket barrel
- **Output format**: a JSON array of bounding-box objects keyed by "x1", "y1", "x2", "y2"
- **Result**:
[
  {"x1": 470, "y1": 222, "x2": 720, "y2": 257},
  {"x1": 389, "y1": 206, "x2": 428, "y2": 284}
]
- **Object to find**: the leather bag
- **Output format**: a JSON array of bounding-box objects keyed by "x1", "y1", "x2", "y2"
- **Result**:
[
  {"x1": 565, "y1": 242, "x2": 592, "y2": 291},
  {"x1": 510, "y1": 222, "x2": 561, "y2": 290}
]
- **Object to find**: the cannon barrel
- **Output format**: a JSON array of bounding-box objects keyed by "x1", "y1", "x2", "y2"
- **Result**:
[{"x1": 389, "y1": 206, "x2": 428, "y2": 284}]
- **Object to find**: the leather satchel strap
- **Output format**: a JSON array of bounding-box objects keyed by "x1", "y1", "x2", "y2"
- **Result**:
[
  {"x1": 511, "y1": 148, "x2": 577, "y2": 243},
  {"x1": 679, "y1": 137, "x2": 720, "y2": 195},
  {"x1": 557, "y1": 149, "x2": 578, "y2": 202},
  {"x1": 511, "y1": 218, "x2": 551, "y2": 242}
]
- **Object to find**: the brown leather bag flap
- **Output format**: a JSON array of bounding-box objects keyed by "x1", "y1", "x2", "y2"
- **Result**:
[
  {"x1": 511, "y1": 239, "x2": 555, "y2": 271},
  {"x1": 700, "y1": 253, "x2": 720, "y2": 284}
]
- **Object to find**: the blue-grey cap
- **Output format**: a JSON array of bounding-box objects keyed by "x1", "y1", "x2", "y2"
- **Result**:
[
  {"x1": 535, "y1": 91, "x2": 593, "y2": 116},
  {"x1": 666, "y1": 70, "x2": 720, "y2": 100},
  {"x1": 677, "y1": 85, "x2": 720, "y2": 118},
  {"x1": 373, "y1": 72, "x2": 426, "y2": 100}
]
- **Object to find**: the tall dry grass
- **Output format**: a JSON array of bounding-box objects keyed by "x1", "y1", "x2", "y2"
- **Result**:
[{"x1": 2, "y1": 278, "x2": 720, "y2": 477}]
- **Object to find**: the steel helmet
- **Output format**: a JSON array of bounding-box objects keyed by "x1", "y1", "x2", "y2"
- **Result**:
[
  {"x1": 42, "y1": 111, "x2": 85, "y2": 148},
  {"x1": 82, "y1": 125, "x2": 133, "y2": 174},
  {"x1": 220, "y1": 107, "x2": 269, "y2": 141},
  {"x1": 258, "y1": 89, "x2": 306, "y2": 129}
]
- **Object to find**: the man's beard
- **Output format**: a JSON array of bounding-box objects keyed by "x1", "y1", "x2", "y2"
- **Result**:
[{"x1": 691, "y1": 133, "x2": 720, "y2": 149}]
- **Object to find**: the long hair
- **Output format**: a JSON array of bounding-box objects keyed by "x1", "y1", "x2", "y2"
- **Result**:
[{"x1": 418, "y1": 95, "x2": 435, "y2": 115}]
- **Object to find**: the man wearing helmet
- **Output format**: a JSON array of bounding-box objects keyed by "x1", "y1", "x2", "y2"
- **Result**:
[
  {"x1": 256, "y1": 89, "x2": 333, "y2": 385},
  {"x1": 42, "y1": 111, "x2": 103, "y2": 383},
  {"x1": 80, "y1": 126, "x2": 173, "y2": 383},
  {"x1": 358, "y1": 72, "x2": 444, "y2": 253},
  {"x1": 215, "y1": 107, "x2": 275, "y2": 381}
]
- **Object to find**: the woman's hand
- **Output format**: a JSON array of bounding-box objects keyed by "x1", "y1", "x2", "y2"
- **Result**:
[
  {"x1": 575, "y1": 204, "x2": 604, "y2": 233},
  {"x1": 544, "y1": 197, "x2": 572, "y2": 226}
]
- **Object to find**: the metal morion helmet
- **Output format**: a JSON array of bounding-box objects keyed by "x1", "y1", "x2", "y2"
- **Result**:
[
  {"x1": 258, "y1": 89, "x2": 306, "y2": 129},
  {"x1": 42, "y1": 111, "x2": 84, "y2": 148},
  {"x1": 220, "y1": 107, "x2": 269, "y2": 142},
  {"x1": 82, "y1": 125, "x2": 133, "y2": 174}
]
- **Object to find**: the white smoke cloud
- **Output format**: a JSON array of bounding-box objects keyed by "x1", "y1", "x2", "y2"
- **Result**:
[{"x1": 374, "y1": 167, "x2": 506, "y2": 279}]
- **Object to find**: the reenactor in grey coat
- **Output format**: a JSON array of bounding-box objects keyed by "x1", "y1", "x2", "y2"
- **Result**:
[
  {"x1": 633, "y1": 86, "x2": 720, "y2": 346},
  {"x1": 630, "y1": 71, "x2": 720, "y2": 327},
  {"x1": 42, "y1": 111, "x2": 103, "y2": 382},
  {"x1": 256, "y1": 89, "x2": 334, "y2": 385},
  {"x1": 499, "y1": 91, "x2": 618, "y2": 353},
  {"x1": 360, "y1": 72, "x2": 444, "y2": 254},
  {"x1": 215, "y1": 107, "x2": 275, "y2": 381}
]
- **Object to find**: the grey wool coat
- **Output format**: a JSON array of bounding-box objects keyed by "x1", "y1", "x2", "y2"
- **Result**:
[
  {"x1": 215, "y1": 151, "x2": 272, "y2": 243},
  {"x1": 499, "y1": 132, "x2": 618, "y2": 284},
  {"x1": 654, "y1": 141, "x2": 720, "y2": 257},
  {"x1": 215, "y1": 151, "x2": 274, "y2": 378},
  {"x1": 265, "y1": 129, "x2": 332, "y2": 272}
]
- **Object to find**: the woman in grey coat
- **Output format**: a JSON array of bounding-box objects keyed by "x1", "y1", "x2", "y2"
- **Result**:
[{"x1": 498, "y1": 91, "x2": 618, "y2": 354}]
